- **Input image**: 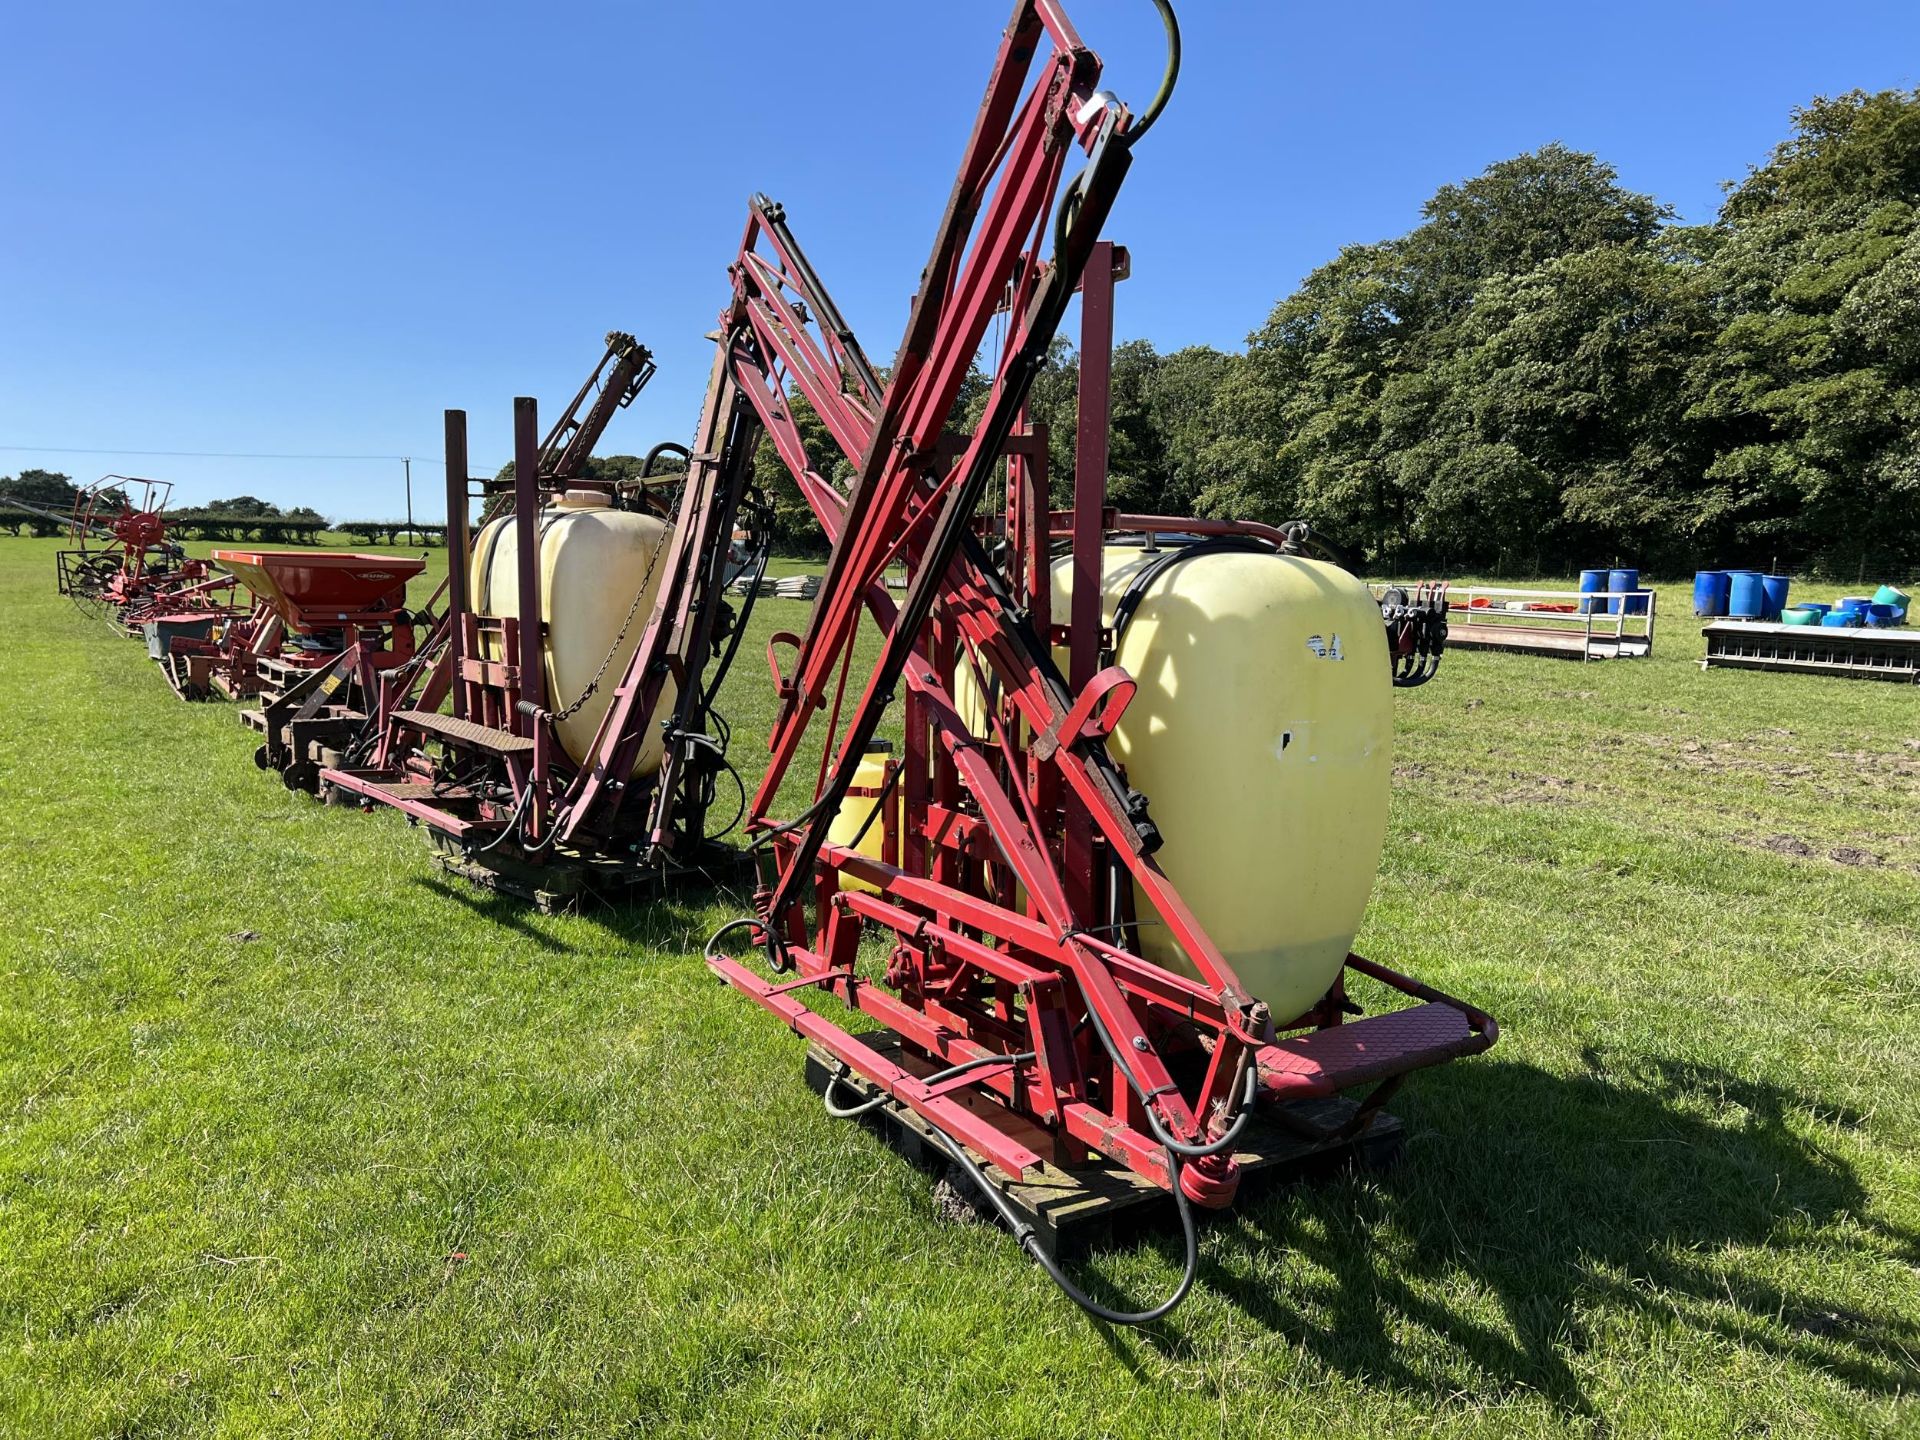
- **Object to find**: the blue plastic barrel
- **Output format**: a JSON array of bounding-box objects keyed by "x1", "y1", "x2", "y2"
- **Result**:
[
  {"x1": 1728, "y1": 571, "x2": 1767, "y2": 619},
  {"x1": 1609, "y1": 567, "x2": 1643, "y2": 615},
  {"x1": 1693, "y1": 570, "x2": 1731, "y2": 617},
  {"x1": 1579, "y1": 568, "x2": 1609, "y2": 616},
  {"x1": 1822, "y1": 610, "x2": 1862, "y2": 628},
  {"x1": 1837, "y1": 596, "x2": 1871, "y2": 615},
  {"x1": 1791, "y1": 601, "x2": 1830, "y2": 617},
  {"x1": 1867, "y1": 603, "x2": 1899, "y2": 627},
  {"x1": 1760, "y1": 574, "x2": 1790, "y2": 621}
]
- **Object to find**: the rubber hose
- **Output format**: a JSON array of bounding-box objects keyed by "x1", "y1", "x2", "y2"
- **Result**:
[{"x1": 1129, "y1": 0, "x2": 1182, "y2": 144}]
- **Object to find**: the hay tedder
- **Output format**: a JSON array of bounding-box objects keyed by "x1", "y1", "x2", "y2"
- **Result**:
[
  {"x1": 49, "y1": 476, "x2": 238, "y2": 634},
  {"x1": 697, "y1": 0, "x2": 1487, "y2": 1322}
]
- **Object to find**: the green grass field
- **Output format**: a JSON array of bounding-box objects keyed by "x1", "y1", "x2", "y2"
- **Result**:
[{"x1": 1, "y1": 535, "x2": 1916, "y2": 1438}]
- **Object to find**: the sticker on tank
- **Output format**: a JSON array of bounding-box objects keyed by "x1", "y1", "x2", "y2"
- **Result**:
[{"x1": 1304, "y1": 633, "x2": 1344, "y2": 659}]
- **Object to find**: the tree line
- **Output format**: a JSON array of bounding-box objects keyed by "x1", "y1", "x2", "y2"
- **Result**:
[
  {"x1": 11, "y1": 88, "x2": 1914, "y2": 579},
  {"x1": 0, "y1": 473, "x2": 336, "y2": 542},
  {"x1": 756, "y1": 88, "x2": 1920, "y2": 579}
]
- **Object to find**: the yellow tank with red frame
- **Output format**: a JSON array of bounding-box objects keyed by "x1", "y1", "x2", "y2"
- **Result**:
[
  {"x1": 469, "y1": 490, "x2": 675, "y2": 774},
  {"x1": 946, "y1": 543, "x2": 1393, "y2": 1025}
]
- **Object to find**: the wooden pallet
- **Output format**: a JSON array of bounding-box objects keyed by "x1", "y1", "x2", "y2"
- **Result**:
[
  {"x1": 1447, "y1": 621, "x2": 1650, "y2": 661},
  {"x1": 804, "y1": 1031, "x2": 1403, "y2": 1258}
]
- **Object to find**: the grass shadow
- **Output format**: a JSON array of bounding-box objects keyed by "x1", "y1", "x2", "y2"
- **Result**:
[
  {"x1": 407, "y1": 851, "x2": 758, "y2": 957},
  {"x1": 412, "y1": 876, "x2": 573, "y2": 954},
  {"x1": 1173, "y1": 1052, "x2": 1917, "y2": 1415}
]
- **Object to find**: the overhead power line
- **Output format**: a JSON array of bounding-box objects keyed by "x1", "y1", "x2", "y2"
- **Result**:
[{"x1": 0, "y1": 444, "x2": 448, "y2": 463}]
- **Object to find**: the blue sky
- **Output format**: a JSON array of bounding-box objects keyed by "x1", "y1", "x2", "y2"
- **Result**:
[{"x1": 4, "y1": 1, "x2": 1916, "y2": 518}]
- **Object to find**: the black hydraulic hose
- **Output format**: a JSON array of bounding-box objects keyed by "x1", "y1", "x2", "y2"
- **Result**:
[
  {"x1": 1130, "y1": 0, "x2": 1182, "y2": 144},
  {"x1": 1077, "y1": 989, "x2": 1260, "y2": 1159},
  {"x1": 1107, "y1": 535, "x2": 1272, "y2": 654},
  {"x1": 822, "y1": 1050, "x2": 1035, "y2": 1119},
  {"x1": 703, "y1": 756, "x2": 749, "y2": 843},
  {"x1": 641, "y1": 441, "x2": 690, "y2": 478},
  {"x1": 702, "y1": 510, "x2": 772, "y2": 712},
  {"x1": 935, "y1": 1127, "x2": 1198, "y2": 1326},
  {"x1": 819, "y1": 1048, "x2": 1198, "y2": 1325},
  {"x1": 706, "y1": 907, "x2": 797, "y2": 975},
  {"x1": 821, "y1": 1082, "x2": 892, "y2": 1120},
  {"x1": 846, "y1": 758, "x2": 901, "y2": 851},
  {"x1": 704, "y1": 916, "x2": 765, "y2": 964},
  {"x1": 749, "y1": 792, "x2": 837, "y2": 850},
  {"x1": 475, "y1": 781, "x2": 536, "y2": 855}
]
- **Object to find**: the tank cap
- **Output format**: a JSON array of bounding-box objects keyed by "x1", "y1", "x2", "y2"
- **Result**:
[{"x1": 554, "y1": 488, "x2": 613, "y2": 509}]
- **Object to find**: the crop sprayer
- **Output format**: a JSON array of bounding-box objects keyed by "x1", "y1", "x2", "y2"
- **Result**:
[
  {"x1": 698, "y1": 0, "x2": 1489, "y2": 1324},
  {"x1": 60, "y1": 0, "x2": 1486, "y2": 1327},
  {"x1": 317, "y1": 331, "x2": 770, "y2": 906}
]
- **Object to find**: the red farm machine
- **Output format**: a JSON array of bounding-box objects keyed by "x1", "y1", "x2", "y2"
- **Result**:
[
  {"x1": 46, "y1": 476, "x2": 240, "y2": 635},
  {"x1": 211, "y1": 548, "x2": 439, "y2": 793},
  {"x1": 314, "y1": 332, "x2": 769, "y2": 906},
  {"x1": 692, "y1": 0, "x2": 1486, "y2": 1323},
  {"x1": 158, "y1": 331, "x2": 676, "y2": 822}
]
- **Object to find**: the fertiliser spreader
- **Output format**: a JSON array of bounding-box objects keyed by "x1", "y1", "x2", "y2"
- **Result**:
[{"x1": 189, "y1": 549, "x2": 437, "y2": 792}]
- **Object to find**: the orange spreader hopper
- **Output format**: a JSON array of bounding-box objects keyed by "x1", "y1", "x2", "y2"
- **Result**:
[{"x1": 212, "y1": 549, "x2": 424, "y2": 626}]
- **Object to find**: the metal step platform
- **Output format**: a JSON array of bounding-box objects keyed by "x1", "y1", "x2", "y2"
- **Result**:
[
  {"x1": 391, "y1": 709, "x2": 536, "y2": 755},
  {"x1": 1257, "y1": 1001, "x2": 1489, "y2": 1099}
]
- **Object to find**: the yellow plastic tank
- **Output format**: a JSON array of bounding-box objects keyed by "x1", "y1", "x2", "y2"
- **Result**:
[
  {"x1": 469, "y1": 489, "x2": 676, "y2": 775},
  {"x1": 825, "y1": 745, "x2": 898, "y2": 892},
  {"x1": 958, "y1": 544, "x2": 1393, "y2": 1025}
]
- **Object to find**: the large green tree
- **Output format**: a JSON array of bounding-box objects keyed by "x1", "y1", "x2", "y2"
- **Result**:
[
  {"x1": 1686, "y1": 89, "x2": 1920, "y2": 574},
  {"x1": 500, "y1": 95, "x2": 1920, "y2": 577},
  {"x1": 1206, "y1": 145, "x2": 1685, "y2": 570},
  {"x1": 205, "y1": 495, "x2": 282, "y2": 518}
]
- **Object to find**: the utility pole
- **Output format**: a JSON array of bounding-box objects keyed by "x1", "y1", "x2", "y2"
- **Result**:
[{"x1": 403, "y1": 457, "x2": 413, "y2": 543}]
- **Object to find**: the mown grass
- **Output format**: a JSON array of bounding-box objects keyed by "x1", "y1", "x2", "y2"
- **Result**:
[{"x1": 0, "y1": 535, "x2": 1915, "y2": 1438}]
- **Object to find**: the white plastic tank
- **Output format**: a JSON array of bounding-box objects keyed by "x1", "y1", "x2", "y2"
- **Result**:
[{"x1": 469, "y1": 489, "x2": 676, "y2": 775}]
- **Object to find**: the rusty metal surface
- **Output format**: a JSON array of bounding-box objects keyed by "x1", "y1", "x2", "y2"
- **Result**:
[{"x1": 391, "y1": 709, "x2": 535, "y2": 756}]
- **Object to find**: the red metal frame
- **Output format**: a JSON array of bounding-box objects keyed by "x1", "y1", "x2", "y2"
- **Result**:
[
  {"x1": 54, "y1": 476, "x2": 237, "y2": 633},
  {"x1": 169, "y1": 549, "x2": 428, "y2": 702},
  {"x1": 319, "y1": 341, "x2": 766, "y2": 881},
  {"x1": 705, "y1": 0, "x2": 1493, "y2": 1295}
]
